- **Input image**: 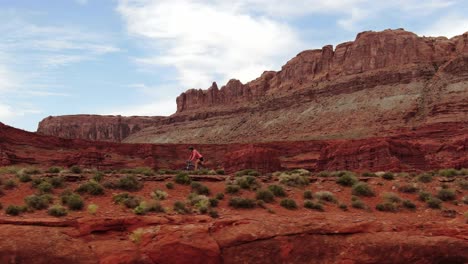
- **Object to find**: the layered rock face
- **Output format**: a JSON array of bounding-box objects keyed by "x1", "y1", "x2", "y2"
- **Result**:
[{"x1": 37, "y1": 115, "x2": 164, "y2": 142}]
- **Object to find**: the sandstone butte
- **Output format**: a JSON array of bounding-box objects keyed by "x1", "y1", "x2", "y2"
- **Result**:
[{"x1": 0, "y1": 28, "x2": 467, "y2": 263}]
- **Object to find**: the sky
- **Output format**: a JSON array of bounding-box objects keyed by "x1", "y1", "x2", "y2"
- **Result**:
[{"x1": 0, "y1": 0, "x2": 467, "y2": 131}]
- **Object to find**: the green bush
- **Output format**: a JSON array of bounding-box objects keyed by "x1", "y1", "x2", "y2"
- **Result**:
[
  {"x1": 88, "y1": 204, "x2": 99, "y2": 215},
  {"x1": 315, "y1": 191, "x2": 337, "y2": 203},
  {"x1": 418, "y1": 191, "x2": 432, "y2": 202},
  {"x1": 458, "y1": 180, "x2": 468, "y2": 190},
  {"x1": 166, "y1": 182, "x2": 174, "y2": 189},
  {"x1": 339, "y1": 203, "x2": 348, "y2": 211},
  {"x1": 209, "y1": 209, "x2": 219, "y2": 218},
  {"x1": 63, "y1": 193, "x2": 84, "y2": 210},
  {"x1": 376, "y1": 202, "x2": 399, "y2": 212},
  {"x1": 235, "y1": 169, "x2": 260, "y2": 177},
  {"x1": 151, "y1": 189, "x2": 168, "y2": 200},
  {"x1": 268, "y1": 185, "x2": 286, "y2": 197},
  {"x1": 317, "y1": 171, "x2": 331, "y2": 177},
  {"x1": 174, "y1": 172, "x2": 191, "y2": 185},
  {"x1": 18, "y1": 173, "x2": 32, "y2": 182},
  {"x1": 402, "y1": 200, "x2": 416, "y2": 210},
  {"x1": 120, "y1": 167, "x2": 155, "y2": 176},
  {"x1": 216, "y1": 169, "x2": 225, "y2": 175},
  {"x1": 112, "y1": 193, "x2": 131, "y2": 204},
  {"x1": 235, "y1": 176, "x2": 259, "y2": 190},
  {"x1": 37, "y1": 181, "x2": 53, "y2": 194},
  {"x1": 336, "y1": 173, "x2": 358, "y2": 187},
  {"x1": 362, "y1": 171, "x2": 377, "y2": 177},
  {"x1": 117, "y1": 175, "x2": 143, "y2": 191},
  {"x1": 157, "y1": 169, "x2": 179, "y2": 175},
  {"x1": 255, "y1": 189, "x2": 275, "y2": 203},
  {"x1": 215, "y1": 193, "x2": 225, "y2": 200},
  {"x1": 47, "y1": 167, "x2": 62, "y2": 173},
  {"x1": 417, "y1": 173, "x2": 433, "y2": 183},
  {"x1": 5, "y1": 205, "x2": 27, "y2": 216},
  {"x1": 70, "y1": 165, "x2": 82, "y2": 174},
  {"x1": 209, "y1": 198, "x2": 219, "y2": 207},
  {"x1": 4, "y1": 179, "x2": 17, "y2": 190},
  {"x1": 31, "y1": 178, "x2": 43, "y2": 188},
  {"x1": 303, "y1": 190, "x2": 313, "y2": 199},
  {"x1": 438, "y1": 168, "x2": 458, "y2": 177},
  {"x1": 278, "y1": 173, "x2": 309, "y2": 187},
  {"x1": 48, "y1": 205, "x2": 68, "y2": 217},
  {"x1": 93, "y1": 172, "x2": 104, "y2": 182},
  {"x1": 382, "y1": 192, "x2": 401, "y2": 203},
  {"x1": 25, "y1": 194, "x2": 53, "y2": 210},
  {"x1": 398, "y1": 184, "x2": 419, "y2": 193},
  {"x1": 49, "y1": 176, "x2": 64, "y2": 188},
  {"x1": 304, "y1": 200, "x2": 323, "y2": 211},
  {"x1": 76, "y1": 181, "x2": 104, "y2": 195},
  {"x1": 280, "y1": 199, "x2": 297, "y2": 210},
  {"x1": 191, "y1": 182, "x2": 210, "y2": 195},
  {"x1": 351, "y1": 199, "x2": 366, "y2": 209},
  {"x1": 427, "y1": 197, "x2": 442, "y2": 209},
  {"x1": 173, "y1": 201, "x2": 189, "y2": 214},
  {"x1": 225, "y1": 185, "x2": 240, "y2": 194},
  {"x1": 352, "y1": 183, "x2": 375, "y2": 197},
  {"x1": 436, "y1": 189, "x2": 456, "y2": 201},
  {"x1": 134, "y1": 201, "x2": 164, "y2": 215},
  {"x1": 229, "y1": 197, "x2": 256, "y2": 209},
  {"x1": 381, "y1": 172, "x2": 395, "y2": 180}
]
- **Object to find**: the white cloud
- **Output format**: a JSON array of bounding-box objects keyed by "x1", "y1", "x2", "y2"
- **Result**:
[
  {"x1": 117, "y1": 0, "x2": 304, "y2": 88},
  {"x1": 420, "y1": 14, "x2": 468, "y2": 38}
]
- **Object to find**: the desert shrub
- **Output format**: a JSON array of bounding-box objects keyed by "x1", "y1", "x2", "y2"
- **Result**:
[
  {"x1": 37, "y1": 181, "x2": 53, "y2": 194},
  {"x1": 417, "y1": 173, "x2": 433, "y2": 183},
  {"x1": 303, "y1": 190, "x2": 313, "y2": 199},
  {"x1": 315, "y1": 191, "x2": 337, "y2": 203},
  {"x1": 280, "y1": 199, "x2": 297, "y2": 210},
  {"x1": 418, "y1": 191, "x2": 432, "y2": 202},
  {"x1": 215, "y1": 193, "x2": 225, "y2": 200},
  {"x1": 427, "y1": 197, "x2": 442, "y2": 209},
  {"x1": 4, "y1": 179, "x2": 17, "y2": 190},
  {"x1": 361, "y1": 171, "x2": 377, "y2": 177},
  {"x1": 49, "y1": 176, "x2": 64, "y2": 188},
  {"x1": 47, "y1": 167, "x2": 62, "y2": 173},
  {"x1": 117, "y1": 175, "x2": 143, "y2": 191},
  {"x1": 317, "y1": 171, "x2": 331, "y2": 177},
  {"x1": 352, "y1": 183, "x2": 375, "y2": 197},
  {"x1": 278, "y1": 173, "x2": 309, "y2": 187},
  {"x1": 229, "y1": 197, "x2": 256, "y2": 209},
  {"x1": 63, "y1": 193, "x2": 84, "y2": 210},
  {"x1": 267, "y1": 185, "x2": 286, "y2": 197},
  {"x1": 145, "y1": 201, "x2": 165, "y2": 213},
  {"x1": 235, "y1": 176, "x2": 259, "y2": 190},
  {"x1": 289, "y1": 169, "x2": 311, "y2": 176},
  {"x1": 76, "y1": 180, "x2": 104, "y2": 195},
  {"x1": 123, "y1": 196, "x2": 142, "y2": 209},
  {"x1": 256, "y1": 189, "x2": 275, "y2": 203},
  {"x1": 191, "y1": 182, "x2": 210, "y2": 195},
  {"x1": 351, "y1": 199, "x2": 366, "y2": 209},
  {"x1": 5, "y1": 205, "x2": 27, "y2": 216},
  {"x1": 216, "y1": 169, "x2": 225, "y2": 175},
  {"x1": 437, "y1": 189, "x2": 456, "y2": 201},
  {"x1": 166, "y1": 182, "x2": 174, "y2": 189},
  {"x1": 151, "y1": 189, "x2": 168, "y2": 200},
  {"x1": 209, "y1": 209, "x2": 219, "y2": 218},
  {"x1": 463, "y1": 196, "x2": 468, "y2": 205},
  {"x1": 174, "y1": 172, "x2": 191, "y2": 185},
  {"x1": 225, "y1": 185, "x2": 240, "y2": 194},
  {"x1": 188, "y1": 193, "x2": 210, "y2": 210},
  {"x1": 70, "y1": 166, "x2": 82, "y2": 174},
  {"x1": 376, "y1": 202, "x2": 399, "y2": 212},
  {"x1": 339, "y1": 203, "x2": 348, "y2": 211},
  {"x1": 121, "y1": 167, "x2": 155, "y2": 176},
  {"x1": 18, "y1": 173, "x2": 32, "y2": 182},
  {"x1": 235, "y1": 169, "x2": 260, "y2": 177},
  {"x1": 92, "y1": 172, "x2": 104, "y2": 182},
  {"x1": 304, "y1": 200, "x2": 324, "y2": 211},
  {"x1": 113, "y1": 193, "x2": 131, "y2": 204},
  {"x1": 48, "y1": 205, "x2": 68, "y2": 217},
  {"x1": 381, "y1": 172, "x2": 395, "y2": 180},
  {"x1": 157, "y1": 169, "x2": 179, "y2": 175},
  {"x1": 398, "y1": 184, "x2": 419, "y2": 193},
  {"x1": 458, "y1": 180, "x2": 468, "y2": 190},
  {"x1": 209, "y1": 198, "x2": 219, "y2": 207},
  {"x1": 438, "y1": 168, "x2": 458, "y2": 177},
  {"x1": 88, "y1": 204, "x2": 99, "y2": 215},
  {"x1": 129, "y1": 228, "x2": 144, "y2": 244},
  {"x1": 25, "y1": 194, "x2": 53, "y2": 210},
  {"x1": 134, "y1": 201, "x2": 150, "y2": 215},
  {"x1": 402, "y1": 200, "x2": 416, "y2": 210},
  {"x1": 383, "y1": 192, "x2": 401, "y2": 203},
  {"x1": 336, "y1": 173, "x2": 358, "y2": 187},
  {"x1": 173, "y1": 201, "x2": 189, "y2": 214},
  {"x1": 31, "y1": 177, "x2": 43, "y2": 188}
]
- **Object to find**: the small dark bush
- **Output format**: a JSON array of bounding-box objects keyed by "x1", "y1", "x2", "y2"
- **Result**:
[
  {"x1": 151, "y1": 189, "x2": 168, "y2": 200},
  {"x1": 191, "y1": 182, "x2": 210, "y2": 195},
  {"x1": 235, "y1": 176, "x2": 259, "y2": 190},
  {"x1": 47, "y1": 167, "x2": 62, "y2": 173},
  {"x1": 417, "y1": 173, "x2": 433, "y2": 183},
  {"x1": 37, "y1": 181, "x2": 53, "y2": 194},
  {"x1": 362, "y1": 171, "x2": 377, "y2": 177},
  {"x1": 336, "y1": 173, "x2": 358, "y2": 186},
  {"x1": 352, "y1": 183, "x2": 375, "y2": 197},
  {"x1": 304, "y1": 200, "x2": 323, "y2": 211},
  {"x1": 402, "y1": 200, "x2": 416, "y2": 210},
  {"x1": 317, "y1": 171, "x2": 330, "y2": 177},
  {"x1": 134, "y1": 201, "x2": 164, "y2": 215},
  {"x1": 5, "y1": 205, "x2": 27, "y2": 216},
  {"x1": 76, "y1": 181, "x2": 104, "y2": 195},
  {"x1": 93, "y1": 172, "x2": 104, "y2": 182},
  {"x1": 18, "y1": 173, "x2": 32, "y2": 182},
  {"x1": 31, "y1": 178, "x2": 43, "y2": 188},
  {"x1": 117, "y1": 175, "x2": 143, "y2": 191},
  {"x1": 235, "y1": 169, "x2": 260, "y2": 177},
  {"x1": 381, "y1": 172, "x2": 395, "y2": 180},
  {"x1": 351, "y1": 199, "x2": 366, "y2": 209},
  {"x1": 315, "y1": 191, "x2": 337, "y2": 203},
  {"x1": 209, "y1": 209, "x2": 219, "y2": 218},
  {"x1": 398, "y1": 184, "x2": 419, "y2": 193},
  {"x1": 216, "y1": 169, "x2": 225, "y2": 175},
  {"x1": 70, "y1": 165, "x2": 82, "y2": 174},
  {"x1": 458, "y1": 180, "x2": 468, "y2": 190},
  {"x1": 383, "y1": 192, "x2": 401, "y2": 203},
  {"x1": 48, "y1": 205, "x2": 68, "y2": 217},
  {"x1": 64, "y1": 193, "x2": 84, "y2": 210},
  {"x1": 268, "y1": 185, "x2": 286, "y2": 197},
  {"x1": 229, "y1": 197, "x2": 256, "y2": 209},
  {"x1": 437, "y1": 189, "x2": 456, "y2": 201},
  {"x1": 376, "y1": 202, "x2": 399, "y2": 212},
  {"x1": 339, "y1": 203, "x2": 348, "y2": 211},
  {"x1": 173, "y1": 201, "x2": 189, "y2": 214},
  {"x1": 418, "y1": 191, "x2": 432, "y2": 202},
  {"x1": 280, "y1": 199, "x2": 297, "y2": 210},
  {"x1": 209, "y1": 198, "x2": 219, "y2": 207},
  {"x1": 25, "y1": 194, "x2": 53, "y2": 210},
  {"x1": 225, "y1": 185, "x2": 240, "y2": 194},
  {"x1": 166, "y1": 182, "x2": 174, "y2": 189},
  {"x1": 427, "y1": 197, "x2": 442, "y2": 209},
  {"x1": 174, "y1": 173, "x2": 191, "y2": 185},
  {"x1": 215, "y1": 193, "x2": 225, "y2": 200},
  {"x1": 256, "y1": 189, "x2": 275, "y2": 203},
  {"x1": 49, "y1": 176, "x2": 64, "y2": 188},
  {"x1": 438, "y1": 168, "x2": 458, "y2": 177},
  {"x1": 4, "y1": 179, "x2": 17, "y2": 190},
  {"x1": 303, "y1": 190, "x2": 313, "y2": 199}
]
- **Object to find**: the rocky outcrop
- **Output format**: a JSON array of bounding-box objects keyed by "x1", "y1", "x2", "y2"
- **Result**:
[{"x1": 37, "y1": 115, "x2": 164, "y2": 142}]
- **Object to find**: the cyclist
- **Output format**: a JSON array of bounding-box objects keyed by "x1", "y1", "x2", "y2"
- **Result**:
[{"x1": 188, "y1": 146, "x2": 204, "y2": 170}]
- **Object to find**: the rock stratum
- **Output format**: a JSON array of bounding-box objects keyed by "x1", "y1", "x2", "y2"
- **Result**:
[{"x1": 37, "y1": 29, "x2": 468, "y2": 145}]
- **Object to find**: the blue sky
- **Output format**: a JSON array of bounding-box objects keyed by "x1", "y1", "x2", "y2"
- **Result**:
[{"x1": 0, "y1": 0, "x2": 467, "y2": 131}]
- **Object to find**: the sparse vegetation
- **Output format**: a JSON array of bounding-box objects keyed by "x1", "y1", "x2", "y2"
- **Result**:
[
  {"x1": 278, "y1": 172, "x2": 309, "y2": 187},
  {"x1": 280, "y1": 198, "x2": 297, "y2": 210},
  {"x1": 304, "y1": 200, "x2": 324, "y2": 211},
  {"x1": 229, "y1": 197, "x2": 256, "y2": 209},
  {"x1": 235, "y1": 176, "x2": 259, "y2": 190},
  {"x1": 215, "y1": 169, "x2": 225, "y2": 175},
  {"x1": 256, "y1": 189, "x2": 275, "y2": 203},
  {"x1": 225, "y1": 185, "x2": 240, "y2": 194},
  {"x1": 427, "y1": 197, "x2": 442, "y2": 209},
  {"x1": 267, "y1": 185, "x2": 286, "y2": 197},
  {"x1": 398, "y1": 184, "x2": 419, "y2": 193},
  {"x1": 352, "y1": 182, "x2": 375, "y2": 197},
  {"x1": 117, "y1": 175, "x2": 143, "y2": 191},
  {"x1": 361, "y1": 171, "x2": 377, "y2": 177},
  {"x1": 62, "y1": 193, "x2": 84, "y2": 210},
  {"x1": 402, "y1": 200, "x2": 416, "y2": 210},
  {"x1": 70, "y1": 165, "x2": 82, "y2": 174},
  {"x1": 382, "y1": 192, "x2": 401, "y2": 203},
  {"x1": 134, "y1": 201, "x2": 165, "y2": 215},
  {"x1": 317, "y1": 171, "x2": 331, "y2": 177},
  {"x1": 351, "y1": 199, "x2": 366, "y2": 209},
  {"x1": 129, "y1": 228, "x2": 144, "y2": 244},
  {"x1": 215, "y1": 193, "x2": 225, "y2": 200},
  {"x1": 76, "y1": 180, "x2": 104, "y2": 195},
  {"x1": 315, "y1": 191, "x2": 337, "y2": 203},
  {"x1": 5, "y1": 205, "x2": 27, "y2": 216},
  {"x1": 191, "y1": 182, "x2": 210, "y2": 195},
  {"x1": 4, "y1": 179, "x2": 17, "y2": 190},
  {"x1": 92, "y1": 172, "x2": 104, "y2": 182},
  {"x1": 165, "y1": 182, "x2": 174, "y2": 189},
  {"x1": 37, "y1": 181, "x2": 53, "y2": 194},
  {"x1": 339, "y1": 203, "x2": 348, "y2": 211},
  {"x1": 25, "y1": 194, "x2": 53, "y2": 210},
  {"x1": 418, "y1": 191, "x2": 432, "y2": 202},
  {"x1": 336, "y1": 172, "x2": 358, "y2": 187},
  {"x1": 458, "y1": 180, "x2": 468, "y2": 190},
  {"x1": 47, "y1": 167, "x2": 62, "y2": 173},
  {"x1": 87, "y1": 204, "x2": 99, "y2": 215},
  {"x1": 437, "y1": 189, "x2": 456, "y2": 201},
  {"x1": 438, "y1": 168, "x2": 458, "y2": 177},
  {"x1": 49, "y1": 176, "x2": 64, "y2": 188},
  {"x1": 48, "y1": 205, "x2": 68, "y2": 217},
  {"x1": 417, "y1": 173, "x2": 433, "y2": 183},
  {"x1": 303, "y1": 190, "x2": 313, "y2": 199},
  {"x1": 151, "y1": 189, "x2": 168, "y2": 200},
  {"x1": 381, "y1": 172, "x2": 395, "y2": 180},
  {"x1": 173, "y1": 201, "x2": 189, "y2": 214},
  {"x1": 18, "y1": 173, "x2": 32, "y2": 182},
  {"x1": 174, "y1": 172, "x2": 191, "y2": 185},
  {"x1": 209, "y1": 198, "x2": 219, "y2": 207},
  {"x1": 235, "y1": 169, "x2": 260, "y2": 177},
  {"x1": 376, "y1": 202, "x2": 399, "y2": 212},
  {"x1": 209, "y1": 209, "x2": 219, "y2": 218}
]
